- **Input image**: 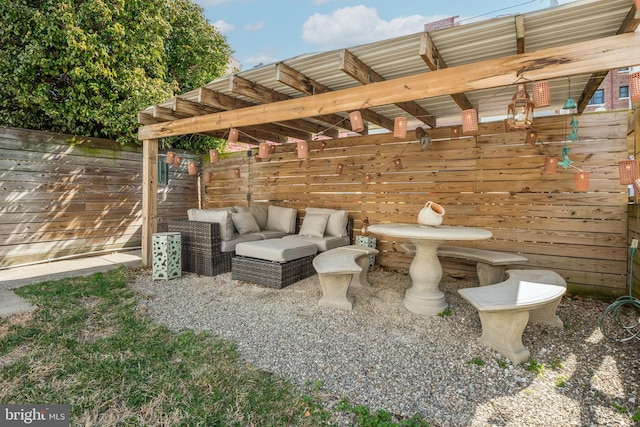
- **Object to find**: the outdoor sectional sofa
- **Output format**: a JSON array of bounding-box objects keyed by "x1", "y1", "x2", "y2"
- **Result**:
[{"x1": 167, "y1": 205, "x2": 353, "y2": 278}]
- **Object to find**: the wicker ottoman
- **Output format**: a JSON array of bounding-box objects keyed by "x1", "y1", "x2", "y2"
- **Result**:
[{"x1": 232, "y1": 239, "x2": 318, "y2": 289}]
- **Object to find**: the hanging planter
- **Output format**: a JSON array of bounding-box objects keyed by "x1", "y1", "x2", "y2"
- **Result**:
[
  {"x1": 187, "y1": 161, "x2": 198, "y2": 176},
  {"x1": 166, "y1": 151, "x2": 176, "y2": 164},
  {"x1": 209, "y1": 149, "x2": 220, "y2": 163}
]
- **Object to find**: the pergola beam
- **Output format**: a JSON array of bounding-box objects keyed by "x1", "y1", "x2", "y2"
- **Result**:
[
  {"x1": 515, "y1": 15, "x2": 525, "y2": 54},
  {"x1": 231, "y1": 75, "x2": 347, "y2": 136},
  {"x1": 339, "y1": 48, "x2": 436, "y2": 128},
  {"x1": 275, "y1": 62, "x2": 395, "y2": 131},
  {"x1": 198, "y1": 87, "x2": 336, "y2": 138},
  {"x1": 419, "y1": 32, "x2": 473, "y2": 111},
  {"x1": 174, "y1": 97, "x2": 310, "y2": 141},
  {"x1": 138, "y1": 32, "x2": 640, "y2": 141}
]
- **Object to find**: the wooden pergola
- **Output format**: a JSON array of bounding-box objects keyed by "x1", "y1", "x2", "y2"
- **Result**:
[{"x1": 138, "y1": 0, "x2": 640, "y2": 267}]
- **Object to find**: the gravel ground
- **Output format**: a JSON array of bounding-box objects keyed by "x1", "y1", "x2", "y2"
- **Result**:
[{"x1": 132, "y1": 266, "x2": 640, "y2": 427}]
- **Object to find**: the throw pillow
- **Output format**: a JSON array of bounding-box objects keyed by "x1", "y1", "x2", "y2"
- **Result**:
[
  {"x1": 187, "y1": 209, "x2": 234, "y2": 241},
  {"x1": 234, "y1": 205, "x2": 268, "y2": 230},
  {"x1": 305, "y1": 208, "x2": 348, "y2": 237},
  {"x1": 232, "y1": 212, "x2": 260, "y2": 234},
  {"x1": 266, "y1": 206, "x2": 297, "y2": 233},
  {"x1": 298, "y1": 214, "x2": 330, "y2": 237}
]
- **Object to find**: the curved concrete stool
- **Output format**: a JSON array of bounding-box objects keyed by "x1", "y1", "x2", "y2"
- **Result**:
[
  {"x1": 341, "y1": 245, "x2": 379, "y2": 287},
  {"x1": 458, "y1": 269, "x2": 566, "y2": 364},
  {"x1": 313, "y1": 246, "x2": 378, "y2": 310}
]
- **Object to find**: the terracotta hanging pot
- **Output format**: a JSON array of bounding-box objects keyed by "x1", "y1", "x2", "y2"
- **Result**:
[
  {"x1": 187, "y1": 161, "x2": 197, "y2": 176},
  {"x1": 166, "y1": 151, "x2": 176, "y2": 164},
  {"x1": 418, "y1": 201, "x2": 445, "y2": 227}
]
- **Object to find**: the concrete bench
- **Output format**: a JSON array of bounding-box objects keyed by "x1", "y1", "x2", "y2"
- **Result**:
[
  {"x1": 340, "y1": 245, "x2": 379, "y2": 287},
  {"x1": 401, "y1": 243, "x2": 528, "y2": 286},
  {"x1": 312, "y1": 246, "x2": 379, "y2": 310},
  {"x1": 458, "y1": 269, "x2": 566, "y2": 364}
]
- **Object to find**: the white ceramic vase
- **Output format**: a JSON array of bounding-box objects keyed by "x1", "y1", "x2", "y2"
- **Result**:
[{"x1": 417, "y1": 201, "x2": 445, "y2": 226}]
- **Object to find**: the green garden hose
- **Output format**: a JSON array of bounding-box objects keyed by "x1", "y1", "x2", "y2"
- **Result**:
[{"x1": 599, "y1": 239, "x2": 640, "y2": 342}]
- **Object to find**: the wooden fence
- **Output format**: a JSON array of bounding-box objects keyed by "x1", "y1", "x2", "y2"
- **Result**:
[
  {"x1": 0, "y1": 127, "x2": 198, "y2": 267},
  {"x1": 2, "y1": 110, "x2": 635, "y2": 298},
  {"x1": 204, "y1": 111, "x2": 632, "y2": 297}
]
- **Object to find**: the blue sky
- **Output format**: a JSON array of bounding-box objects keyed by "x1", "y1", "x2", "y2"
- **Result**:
[{"x1": 193, "y1": 0, "x2": 569, "y2": 70}]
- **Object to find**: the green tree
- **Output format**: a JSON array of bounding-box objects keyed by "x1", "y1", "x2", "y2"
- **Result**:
[{"x1": 0, "y1": 0, "x2": 232, "y2": 149}]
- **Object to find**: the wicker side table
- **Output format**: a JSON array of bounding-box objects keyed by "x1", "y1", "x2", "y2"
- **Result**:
[
  {"x1": 355, "y1": 235, "x2": 377, "y2": 267},
  {"x1": 152, "y1": 232, "x2": 182, "y2": 280}
]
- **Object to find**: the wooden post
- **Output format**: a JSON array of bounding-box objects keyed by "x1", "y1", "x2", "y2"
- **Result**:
[
  {"x1": 635, "y1": 107, "x2": 639, "y2": 158},
  {"x1": 142, "y1": 139, "x2": 158, "y2": 268}
]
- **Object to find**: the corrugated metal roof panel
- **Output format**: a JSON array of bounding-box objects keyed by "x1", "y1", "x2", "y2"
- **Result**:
[{"x1": 142, "y1": 0, "x2": 636, "y2": 135}]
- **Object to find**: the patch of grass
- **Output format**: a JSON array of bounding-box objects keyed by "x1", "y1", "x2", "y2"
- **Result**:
[
  {"x1": 563, "y1": 323, "x2": 580, "y2": 332},
  {"x1": 336, "y1": 399, "x2": 431, "y2": 426},
  {"x1": 548, "y1": 359, "x2": 563, "y2": 370},
  {"x1": 494, "y1": 358, "x2": 509, "y2": 369},
  {"x1": 524, "y1": 358, "x2": 545, "y2": 375},
  {"x1": 437, "y1": 308, "x2": 452, "y2": 317},
  {"x1": 631, "y1": 407, "x2": 640, "y2": 422},
  {"x1": 614, "y1": 403, "x2": 628, "y2": 414},
  {"x1": 554, "y1": 375, "x2": 567, "y2": 388},
  {"x1": 0, "y1": 268, "x2": 330, "y2": 426},
  {"x1": 467, "y1": 357, "x2": 485, "y2": 366}
]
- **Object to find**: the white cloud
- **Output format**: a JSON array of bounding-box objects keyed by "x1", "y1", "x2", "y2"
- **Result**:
[
  {"x1": 213, "y1": 20, "x2": 234, "y2": 33},
  {"x1": 244, "y1": 49, "x2": 278, "y2": 68},
  {"x1": 302, "y1": 5, "x2": 438, "y2": 50},
  {"x1": 244, "y1": 21, "x2": 265, "y2": 32}
]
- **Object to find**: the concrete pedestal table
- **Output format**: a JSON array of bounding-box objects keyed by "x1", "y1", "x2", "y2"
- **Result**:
[{"x1": 367, "y1": 223, "x2": 492, "y2": 315}]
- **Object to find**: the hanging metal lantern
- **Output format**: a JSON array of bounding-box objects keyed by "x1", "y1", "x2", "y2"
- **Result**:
[
  {"x1": 506, "y1": 83, "x2": 535, "y2": 130},
  {"x1": 461, "y1": 109, "x2": 478, "y2": 133},
  {"x1": 574, "y1": 171, "x2": 590, "y2": 192},
  {"x1": 544, "y1": 155, "x2": 558, "y2": 174},
  {"x1": 618, "y1": 160, "x2": 639, "y2": 185},
  {"x1": 532, "y1": 81, "x2": 550, "y2": 107}
]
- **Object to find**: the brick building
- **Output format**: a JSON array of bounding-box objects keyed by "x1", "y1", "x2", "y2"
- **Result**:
[{"x1": 583, "y1": 67, "x2": 635, "y2": 112}]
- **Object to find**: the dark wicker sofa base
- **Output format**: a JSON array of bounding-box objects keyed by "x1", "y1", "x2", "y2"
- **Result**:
[
  {"x1": 232, "y1": 255, "x2": 316, "y2": 289},
  {"x1": 168, "y1": 219, "x2": 232, "y2": 276}
]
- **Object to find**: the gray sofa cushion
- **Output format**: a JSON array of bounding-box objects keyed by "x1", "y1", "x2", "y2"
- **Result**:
[
  {"x1": 298, "y1": 213, "x2": 330, "y2": 237},
  {"x1": 283, "y1": 234, "x2": 350, "y2": 252},
  {"x1": 266, "y1": 206, "x2": 297, "y2": 233},
  {"x1": 255, "y1": 230, "x2": 289, "y2": 240},
  {"x1": 221, "y1": 234, "x2": 263, "y2": 252},
  {"x1": 305, "y1": 208, "x2": 348, "y2": 237},
  {"x1": 187, "y1": 209, "x2": 234, "y2": 241},
  {"x1": 232, "y1": 212, "x2": 260, "y2": 234},
  {"x1": 234, "y1": 205, "x2": 269, "y2": 230},
  {"x1": 235, "y1": 238, "x2": 317, "y2": 262}
]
